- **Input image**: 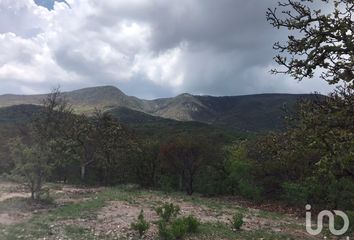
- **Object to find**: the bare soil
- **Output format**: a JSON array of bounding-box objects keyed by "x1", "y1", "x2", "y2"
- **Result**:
[{"x1": 0, "y1": 181, "x2": 322, "y2": 239}]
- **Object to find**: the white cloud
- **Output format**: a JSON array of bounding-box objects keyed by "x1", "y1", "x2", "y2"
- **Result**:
[{"x1": 134, "y1": 46, "x2": 184, "y2": 88}]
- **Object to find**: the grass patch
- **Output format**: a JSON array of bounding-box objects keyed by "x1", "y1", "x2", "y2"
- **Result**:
[
  {"x1": 64, "y1": 225, "x2": 94, "y2": 240},
  {"x1": 257, "y1": 210, "x2": 283, "y2": 220},
  {"x1": 0, "y1": 197, "x2": 29, "y2": 212},
  {"x1": 48, "y1": 187, "x2": 139, "y2": 220},
  {"x1": 48, "y1": 196, "x2": 106, "y2": 220},
  {"x1": 0, "y1": 187, "x2": 140, "y2": 240},
  {"x1": 198, "y1": 222, "x2": 295, "y2": 240},
  {"x1": 0, "y1": 217, "x2": 51, "y2": 240},
  {"x1": 151, "y1": 190, "x2": 248, "y2": 213}
]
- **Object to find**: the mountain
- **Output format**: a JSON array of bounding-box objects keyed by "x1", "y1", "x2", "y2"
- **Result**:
[
  {"x1": 0, "y1": 86, "x2": 318, "y2": 132},
  {"x1": 0, "y1": 86, "x2": 146, "y2": 113}
]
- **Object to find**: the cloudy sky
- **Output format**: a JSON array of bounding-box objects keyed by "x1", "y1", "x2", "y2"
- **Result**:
[{"x1": 0, "y1": 0, "x2": 333, "y2": 98}]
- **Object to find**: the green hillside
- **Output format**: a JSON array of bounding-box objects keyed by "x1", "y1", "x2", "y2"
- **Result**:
[{"x1": 0, "y1": 85, "x2": 320, "y2": 132}]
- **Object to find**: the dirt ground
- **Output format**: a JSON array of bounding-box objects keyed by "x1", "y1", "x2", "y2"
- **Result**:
[{"x1": 0, "y1": 181, "x2": 323, "y2": 239}]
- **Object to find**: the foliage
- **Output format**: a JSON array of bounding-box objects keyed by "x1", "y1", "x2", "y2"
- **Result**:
[
  {"x1": 155, "y1": 203, "x2": 180, "y2": 223},
  {"x1": 10, "y1": 139, "x2": 52, "y2": 200},
  {"x1": 134, "y1": 140, "x2": 161, "y2": 188},
  {"x1": 230, "y1": 212, "x2": 244, "y2": 230},
  {"x1": 246, "y1": 85, "x2": 354, "y2": 209},
  {"x1": 159, "y1": 175, "x2": 177, "y2": 193},
  {"x1": 182, "y1": 215, "x2": 200, "y2": 233},
  {"x1": 93, "y1": 110, "x2": 137, "y2": 185},
  {"x1": 159, "y1": 136, "x2": 213, "y2": 195},
  {"x1": 166, "y1": 216, "x2": 199, "y2": 240},
  {"x1": 281, "y1": 182, "x2": 308, "y2": 206},
  {"x1": 156, "y1": 203, "x2": 200, "y2": 240},
  {"x1": 267, "y1": 0, "x2": 354, "y2": 85},
  {"x1": 224, "y1": 143, "x2": 262, "y2": 200},
  {"x1": 8, "y1": 88, "x2": 78, "y2": 200},
  {"x1": 326, "y1": 178, "x2": 354, "y2": 210},
  {"x1": 238, "y1": 179, "x2": 262, "y2": 202},
  {"x1": 131, "y1": 210, "x2": 150, "y2": 238}
]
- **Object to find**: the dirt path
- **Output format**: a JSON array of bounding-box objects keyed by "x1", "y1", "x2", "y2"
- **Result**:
[{"x1": 0, "y1": 192, "x2": 30, "y2": 202}]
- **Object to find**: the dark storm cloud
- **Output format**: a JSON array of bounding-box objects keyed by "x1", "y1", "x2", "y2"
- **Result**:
[{"x1": 0, "y1": 0, "x2": 333, "y2": 96}]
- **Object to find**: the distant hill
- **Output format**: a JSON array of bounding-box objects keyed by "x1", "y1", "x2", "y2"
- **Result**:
[
  {"x1": 0, "y1": 86, "x2": 320, "y2": 132},
  {"x1": 0, "y1": 104, "x2": 42, "y2": 125}
]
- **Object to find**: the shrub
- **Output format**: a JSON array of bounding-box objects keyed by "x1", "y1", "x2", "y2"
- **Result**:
[
  {"x1": 238, "y1": 179, "x2": 262, "y2": 201},
  {"x1": 327, "y1": 178, "x2": 354, "y2": 210},
  {"x1": 183, "y1": 215, "x2": 200, "y2": 233},
  {"x1": 282, "y1": 182, "x2": 309, "y2": 206},
  {"x1": 159, "y1": 176, "x2": 177, "y2": 193},
  {"x1": 155, "y1": 203, "x2": 180, "y2": 223},
  {"x1": 230, "y1": 212, "x2": 244, "y2": 230},
  {"x1": 156, "y1": 203, "x2": 200, "y2": 240},
  {"x1": 131, "y1": 210, "x2": 150, "y2": 238},
  {"x1": 39, "y1": 190, "x2": 55, "y2": 205},
  {"x1": 158, "y1": 216, "x2": 200, "y2": 240},
  {"x1": 157, "y1": 221, "x2": 175, "y2": 240},
  {"x1": 169, "y1": 218, "x2": 188, "y2": 239}
]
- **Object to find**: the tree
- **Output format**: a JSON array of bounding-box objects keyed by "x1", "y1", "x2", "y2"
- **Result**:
[
  {"x1": 224, "y1": 143, "x2": 262, "y2": 200},
  {"x1": 32, "y1": 87, "x2": 77, "y2": 183},
  {"x1": 70, "y1": 110, "x2": 136, "y2": 183},
  {"x1": 32, "y1": 87, "x2": 74, "y2": 142},
  {"x1": 10, "y1": 139, "x2": 52, "y2": 200},
  {"x1": 9, "y1": 87, "x2": 76, "y2": 199},
  {"x1": 72, "y1": 114, "x2": 98, "y2": 181},
  {"x1": 94, "y1": 110, "x2": 135, "y2": 185},
  {"x1": 286, "y1": 86, "x2": 354, "y2": 181},
  {"x1": 159, "y1": 137, "x2": 210, "y2": 195},
  {"x1": 134, "y1": 140, "x2": 161, "y2": 188},
  {"x1": 247, "y1": 85, "x2": 354, "y2": 208},
  {"x1": 267, "y1": 0, "x2": 354, "y2": 84}
]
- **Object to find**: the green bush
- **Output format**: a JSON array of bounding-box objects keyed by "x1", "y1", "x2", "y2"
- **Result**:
[
  {"x1": 38, "y1": 187, "x2": 55, "y2": 205},
  {"x1": 238, "y1": 179, "x2": 262, "y2": 201},
  {"x1": 195, "y1": 167, "x2": 229, "y2": 196},
  {"x1": 155, "y1": 203, "x2": 180, "y2": 223},
  {"x1": 158, "y1": 216, "x2": 200, "y2": 240},
  {"x1": 159, "y1": 176, "x2": 177, "y2": 193},
  {"x1": 230, "y1": 212, "x2": 244, "y2": 230},
  {"x1": 282, "y1": 182, "x2": 309, "y2": 206},
  {"x1": 327, "y1": 178, "x2": 354, "y2": 210},
  {"x1": 183, "y1": 215, "x2": 200, "y2": 233},
  {"x1": 131, "y1": 210, "x2": 150, "y2": 238},
  {"x1": 169, "y1": 218, "x2": 189, "y2": 239},
  {"x1": 156, "y1": 203, "x2": 200, "y2": 240}
]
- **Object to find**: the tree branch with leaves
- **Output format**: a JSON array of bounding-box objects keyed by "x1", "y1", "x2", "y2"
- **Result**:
[{"x1": 267, "y1": 0, "x2": 354, "y2": 84}]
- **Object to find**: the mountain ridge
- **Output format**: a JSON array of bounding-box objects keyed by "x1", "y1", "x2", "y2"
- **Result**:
[{"x1": 0, "y1": 85, "x2": 319, "y2": 132}]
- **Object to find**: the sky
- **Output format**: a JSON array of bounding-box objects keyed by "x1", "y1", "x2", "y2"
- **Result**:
[{"x1": 0, "y1": 0, "x2": 334, "y2": 99}]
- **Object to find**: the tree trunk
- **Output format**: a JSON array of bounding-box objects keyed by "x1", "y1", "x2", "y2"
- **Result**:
[
  {"x1": 178, "y1": 175, "x2": 183, "y2": 191},
  {"x1": 186, "y1": 176, "x2": 194, "y2": 196},
  {"x1": 81, "y1": 165, "x2": 86, "y2": 181}
]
